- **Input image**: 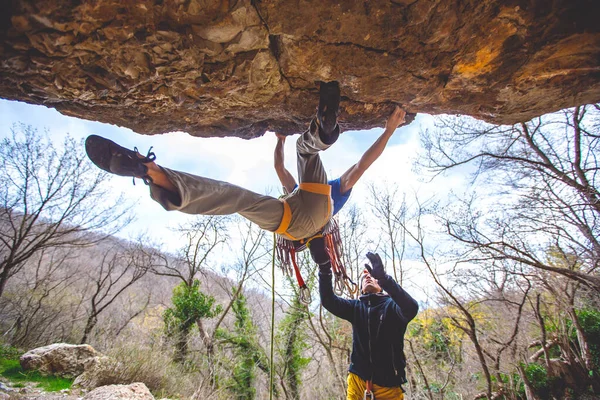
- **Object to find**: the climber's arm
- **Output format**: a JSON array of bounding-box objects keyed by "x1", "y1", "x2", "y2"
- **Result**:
[
  {"x1": 339, "y1": 106, "x2": 406, "y2": 193},
  {"x1": 274, "y1": 133, "x2": 297, "y2": 193}
]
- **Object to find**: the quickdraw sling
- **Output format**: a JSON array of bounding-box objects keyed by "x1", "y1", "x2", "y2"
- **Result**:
[{"x1": 276, "y1": 217, "x2": 357, "y2": 305}]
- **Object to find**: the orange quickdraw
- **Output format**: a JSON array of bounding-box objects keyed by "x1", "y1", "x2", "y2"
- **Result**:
[
  {"x1": 324, "y1": 229, "x2": 357, "y2": 296},
  {"x1": 290, "y1": 248, "x2": 305, "y2": 288},
  {"x1": 289, "y1": 247, "x2": 313, "y2": 305}
]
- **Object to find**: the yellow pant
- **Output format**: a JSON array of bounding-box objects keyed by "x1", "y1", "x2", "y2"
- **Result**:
[{"x1": 347, "y1": 372, "x2": 405, "y2": 400}]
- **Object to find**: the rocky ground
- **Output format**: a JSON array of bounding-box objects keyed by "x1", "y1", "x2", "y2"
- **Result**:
[{"x1": 0, "y1": 380, "x2": 82, "y2": 400}]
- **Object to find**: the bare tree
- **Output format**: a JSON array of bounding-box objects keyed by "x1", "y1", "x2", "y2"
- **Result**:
[
  {"x1": 156, "y1": 215, "x2": 229, "y2": 366},
  {"x1": 368, "y1": 184, "x2": 408, "y2": 285},
  {"x1": 80, "y1": 238, "x2": 156, "y2": 343},
  {"x1": 419, "y1": 105, "x2": 600, "y2": 291},
  {"x1": 0, "y1": 124, "x2": 132, "y2": 298},
  {"x1": 203, "y1": 219, "x2": 269, "y2": 386},
  {"x1": 338, "y1": 204, "x2": 372, "y2": 298},
  {"x1": 408, "y1": 105, "x2": 600, "y2": 397},
  {"x1": 1, "y1": 248, "x2": 80, "y2": 347},
  {"x1": 152, "y1": 215, "x2": 229, "y2": 287}
]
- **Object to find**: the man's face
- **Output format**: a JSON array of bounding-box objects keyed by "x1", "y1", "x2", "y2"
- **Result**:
[{"x1": 361, "y1": 272, "x2": 382, "y2": 294}]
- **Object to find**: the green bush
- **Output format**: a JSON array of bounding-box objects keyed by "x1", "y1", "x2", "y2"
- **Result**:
[
  {"x1": 0, "y1": 344, "x2": 21, "y2": 359},
  {"x1": 575, "y1": 308, "x2": 600, "y2": 376},
  {"x1": 519, "y1": 363, "x2": 550, "y2": 400}
]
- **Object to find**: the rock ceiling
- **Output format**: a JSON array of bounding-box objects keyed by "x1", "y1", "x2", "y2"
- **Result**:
[{"x1": 0, "y1": 0, "x2": 599, "y2": 138}]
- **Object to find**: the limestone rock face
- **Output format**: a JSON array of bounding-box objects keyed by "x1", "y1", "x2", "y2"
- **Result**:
[
  {"x1": 19, "y1": 343, "x2": 102, "y2": 378},
  {"x1": 0, "y1": 0, "x2": 598, "y2": 138},
  {"x1": 83, "y1": 382, "x2": 155, "y2": 400}
]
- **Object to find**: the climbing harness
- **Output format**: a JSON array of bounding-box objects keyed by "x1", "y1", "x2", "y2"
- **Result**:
[
  {"x1": 364, "y1": 379, "x2": 374, "y2": 400},
  {"x1": 274, "y1": 182, "x2": 332, "y2": 241},
  {"x1": 275, "y1": 217, "x2": 357, "y2": 305}
]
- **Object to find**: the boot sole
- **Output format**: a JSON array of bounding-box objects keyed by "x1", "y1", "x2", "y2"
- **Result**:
[
  {"x1": 318, "y1": 81, "x2": 340, "y2": 134},
  {"x1": 85, "y1": 135, "x2": 119, "y2": 173}
]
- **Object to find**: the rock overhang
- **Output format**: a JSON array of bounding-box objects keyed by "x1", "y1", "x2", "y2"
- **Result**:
[{"x1": 0, "y1": 0, "x2": 598, "y2": 139}]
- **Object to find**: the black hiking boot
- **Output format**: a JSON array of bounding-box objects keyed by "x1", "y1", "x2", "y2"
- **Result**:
[
  {"x1": 317, "y1": 81, "x2": 340, "y2": 145},
  {"x1": 85, "y1": 135, "x2": 156, "y2": 185}
]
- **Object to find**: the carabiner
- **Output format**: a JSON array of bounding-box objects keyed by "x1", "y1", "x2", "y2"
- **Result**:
[
  {"x1": 299, "y1": 285, "x2": 312, "y2": 306},
  {"x1": 334, "y1": 273, "x2": 345, "y2": 296},
  {"x1": 363, "y1": 389, "x2": 374, "y2": 400}
]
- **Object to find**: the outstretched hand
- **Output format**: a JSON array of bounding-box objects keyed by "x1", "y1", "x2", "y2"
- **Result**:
[
  {"x1": 309, "y1": 237, "x2": 330, "y2": 268},
  {"x1": 385, "y1": 106, "x2": 407, "y2": 131},
  {"x1": 365, "y1": 252, "x2": 386, "y2": 280}
]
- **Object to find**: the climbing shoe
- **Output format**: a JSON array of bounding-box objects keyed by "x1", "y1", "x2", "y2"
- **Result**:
[
  {"x1": 85, "y1": 135, "x2": 156, "y2": 185},
  {"x1": 317, "y1": 81, "x2": 340, "y2": 144}
]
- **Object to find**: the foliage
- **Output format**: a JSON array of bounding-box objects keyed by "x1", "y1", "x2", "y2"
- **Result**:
[
  {"x1": 164, "y1": 279, "x2": 222, "y2": 335},
  {"x1": 0, "y1": 345, "x2": 72, "y2": 392},
  {"x1": 164, "y1": 279, "x2": 222, "y2": 363},
  {"x1": 277, "y1": 295, "x2": 310, "y2": 399},
  {"x1": 216, "y1": 292, "x2": 270, "y2": 399},
  {"x1": 0, "y1": 343, "x2": 21, "y2": 359},
  {"x1": 574, "y1": 308, "x2": 600, "y2": 375},
  {"x1": 407, "y1": 309, "x2": 464, "y2": 362},
  {"x1": 520, "y1": 363, "x2": 551, "y2": 399},
  {"x1": 98, "y1": 338, "x2": 207, "y2": 399}
]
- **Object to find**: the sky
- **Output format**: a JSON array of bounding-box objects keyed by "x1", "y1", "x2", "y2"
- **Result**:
[{"x1": 0, "y1": 98, "x2": 470, "y2": 303}]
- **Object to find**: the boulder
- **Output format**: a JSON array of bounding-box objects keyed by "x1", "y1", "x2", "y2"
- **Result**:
[
  {"x1": 73, "y1": 355, "x2": 122, "y2": 390},
  {"x1": 20, "y1": 343, "x2": 102, "y2": 378},
  {"x1": 0, "y1": 0, "x2": 598, "y2": 138},
  {"x1": 83, "y1": 382, "x2": 154, "y2": 400}
]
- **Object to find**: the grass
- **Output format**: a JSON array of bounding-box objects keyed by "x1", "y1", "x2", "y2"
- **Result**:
[{"x1": 0, "y1": 346, "x2": 73, "y2": 392}]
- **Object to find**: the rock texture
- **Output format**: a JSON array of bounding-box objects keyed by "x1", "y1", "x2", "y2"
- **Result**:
[
  {"x1": 73, "y1": 355, "x2": 122, "y2": 390},
  {"x1": 83, "y1": 383, "x2": 154, "y2": 400},
  {"x1": 19, "y1": 343, "x2": 101, "y2": 378},
  {"x1": 0, "y1": 0, "x2": 599, "y2": 138}
]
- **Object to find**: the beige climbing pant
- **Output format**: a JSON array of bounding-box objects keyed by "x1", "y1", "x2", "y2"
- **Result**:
[{"x1": 149, "y1": 120, "x2": 333, "y2": 240}]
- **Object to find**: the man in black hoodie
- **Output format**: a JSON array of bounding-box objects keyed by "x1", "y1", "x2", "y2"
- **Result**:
[{"x1": 309, "y1": 238, "x2": 419, "y2": 400}]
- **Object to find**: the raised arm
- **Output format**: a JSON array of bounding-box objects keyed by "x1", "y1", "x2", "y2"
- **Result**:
[
  {"x1": 339, "y1": 106, "x2": 407, "y2": 193},
  {"x1": 274, "y1": 133, "x2": 297, "y2": 194},
  {"x1": 310, "y1": 238, "x2": 356, "y2": 322},
  {"x1": 366, "y1": 252, "x2": 419, "y2": 322}
]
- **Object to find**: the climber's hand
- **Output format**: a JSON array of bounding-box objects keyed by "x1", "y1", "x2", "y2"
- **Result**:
[
  {"x1": 365, "y1": 252, "x2": 386, "y2": 280},
  {"x1": 385, "y1": 106, "x2": 406, "y2": 131},
  {"x1": 309, "y1": 237, "x2": 331, "y2": 274}
]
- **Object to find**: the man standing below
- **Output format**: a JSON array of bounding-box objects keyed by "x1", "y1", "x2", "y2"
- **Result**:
[
  {"x1": 273, "y1": 106, "x2": 407, "y2": 216},
  {"x1": 309, "y1": 238, "x2": 419, "y2": 399}
]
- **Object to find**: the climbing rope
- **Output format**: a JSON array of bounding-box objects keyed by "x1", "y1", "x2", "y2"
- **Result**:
[{"x1": 270, "y1": 233, "x2": 276, "y2": 400}]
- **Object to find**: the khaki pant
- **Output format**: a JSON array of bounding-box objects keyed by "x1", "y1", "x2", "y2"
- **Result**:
[
  {"x1": 149, "y1": 120, "x2": 333, "y2": 240},
  {"x1": 346, "y1": 373, "x2": 405, "y2": 400}
]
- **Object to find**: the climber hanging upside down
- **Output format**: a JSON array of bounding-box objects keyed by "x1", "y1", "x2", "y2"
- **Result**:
[
  {"x1": 272, "y1": 105, "x2": 407, "y2": 300},
  {"x1": 273, "y1": 105, "x2": 407, "y2": 218},
  {"x1": 85, "y1": 81, "x2": 343, "y2": 242}
]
